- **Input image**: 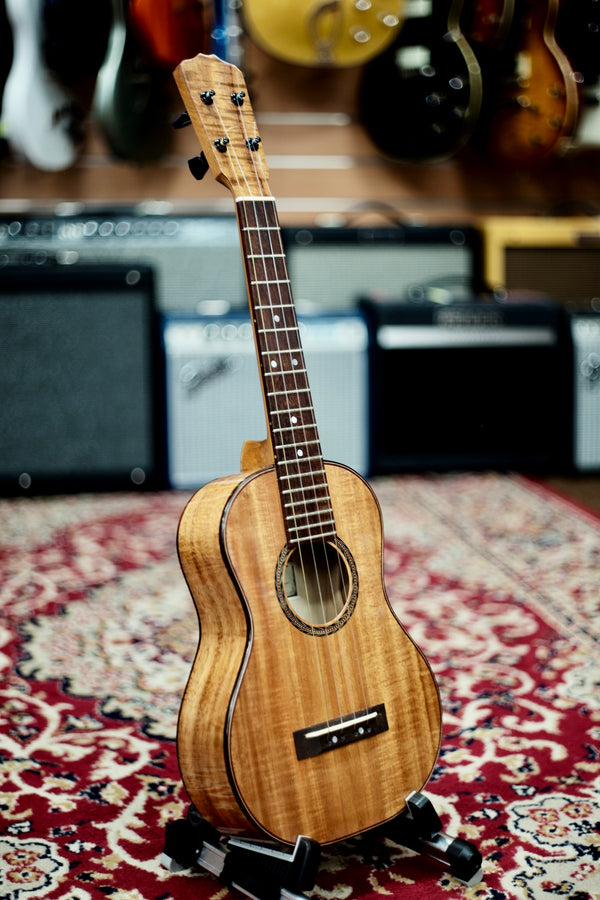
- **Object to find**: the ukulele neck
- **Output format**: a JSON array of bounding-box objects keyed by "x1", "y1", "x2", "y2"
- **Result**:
[{"x1": 235, "y1": 196, "x2": 336, "y2": 546}]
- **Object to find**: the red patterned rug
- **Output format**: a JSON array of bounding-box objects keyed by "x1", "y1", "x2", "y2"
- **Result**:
[{"x1": 1, "y1": 472, "x2": 599, "y2": 900}]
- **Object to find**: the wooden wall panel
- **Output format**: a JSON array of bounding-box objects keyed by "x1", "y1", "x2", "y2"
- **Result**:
[{"x1": 1, "y1": 39, "x2": 600, "y2": 226}]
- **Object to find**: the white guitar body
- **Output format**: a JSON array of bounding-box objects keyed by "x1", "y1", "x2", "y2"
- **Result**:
[
  {"x1": 573, "y1": 84, "x2": 600, "y2": 151},
  {"x1": 2, "y1": 0, "x2": 81, "y2": 170}
]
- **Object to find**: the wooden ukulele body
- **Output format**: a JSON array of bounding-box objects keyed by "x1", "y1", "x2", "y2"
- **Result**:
[{"x1": 177, "y1": 461, "x2": 441, "y2": 846}]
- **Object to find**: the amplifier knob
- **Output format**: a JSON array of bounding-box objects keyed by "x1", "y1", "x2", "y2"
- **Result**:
[{"x1": 581, "y1": 352, "x2": 600, "y2": 382}]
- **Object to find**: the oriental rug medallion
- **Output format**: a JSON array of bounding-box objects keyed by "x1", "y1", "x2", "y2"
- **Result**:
[{"x1": 1, "y1": 473, "x2": 599, "y2": 900}]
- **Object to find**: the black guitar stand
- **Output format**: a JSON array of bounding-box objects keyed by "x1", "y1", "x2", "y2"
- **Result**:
[
  {"x1": 162, "y1": 806, "x2": 320, "y2": 900},
  {"x1": 161, "y1": 792, "x2": 483, "y2": 899}
]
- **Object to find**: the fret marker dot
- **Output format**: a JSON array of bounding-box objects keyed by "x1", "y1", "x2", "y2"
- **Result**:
[
  {"x1": 271, "y1": 360, "x2": 277, "y2": 368},
  {"x1": 291, "y1": 416, "x2": 298, "y2": 424},
  {"x1": 297, "y1": 449, "x2": 304, "y2": 457},
  {"x1": 292, "y1": 358, "x2": 298, "y2": 366},
  {"x1": 274, "y1": 314, "x2": 280, "y2": 322}
]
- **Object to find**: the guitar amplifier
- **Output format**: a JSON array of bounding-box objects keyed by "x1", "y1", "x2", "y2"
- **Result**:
[
  {"x1": 362, "y1": 298, "x2": 570, "y2": 473},
  {"x1": 481, "y1": 216, "x2": 600, "y2": 303},
  {"x1": 283, "y1": 224, "x2": 482, "y2": 311},
  {"x1": 569, "y1": 310, "x2": 600, "y2": 471},
  {"x1": 162, "y1": 313, "x2": 369, "y2": 488},
  {"x1": 0, "y1": 210, "x2": 247, "y2": 313},
  {"x1": 0, "y1": 264, "x2": 164, "y2": 494}
]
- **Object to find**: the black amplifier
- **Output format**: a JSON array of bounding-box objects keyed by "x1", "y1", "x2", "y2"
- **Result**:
[
  {"x1": 361, "y1": 298, "x2": 570, "y2": 473},
  {"x1": 0, "y1": 264, "x2": 164, "y2": 494}
]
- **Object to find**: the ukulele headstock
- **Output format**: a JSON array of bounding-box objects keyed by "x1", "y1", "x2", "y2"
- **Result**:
[{"x1": 174, "y1": 53, "x2": 269, "y2": 198}]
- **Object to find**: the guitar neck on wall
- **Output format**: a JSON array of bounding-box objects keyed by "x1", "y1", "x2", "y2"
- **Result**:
[{"x1": 173, "y1": 51, "x2": 442, "y2": 847}]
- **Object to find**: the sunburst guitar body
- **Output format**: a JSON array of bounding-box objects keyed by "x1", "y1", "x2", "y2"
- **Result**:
[
  {"x1": 486, "y1": 0, "x2": 578, "y2": 164},
  {"x1": 173, "y1": 52, "x2": 442, "y2": 847}
]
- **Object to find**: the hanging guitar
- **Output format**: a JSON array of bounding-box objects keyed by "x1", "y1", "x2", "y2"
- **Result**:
[
  {"x1": 485, "y1": 0, "x2": 579, "y2": 165},
  {"x1": 173, "y1": 52, "x2": 442, "y2": 847},
  {"x1": 555, "y1": 0, "x2": 600, "y2": 152},
  {"x1": 128, "y1": 0, "x2": 213, "y2": 69},
  {"x1": 93, "y1": 0, "x2": 173, "y2": 162},
  {"x1": 241, "y1": 0, "x2": 405, "y2": 68},
  {"x1": 2, "y1": 0, "x2": 85, "y2": 171},
  {"x1": 358, "y1": 0, "x2": 483, "y2": 162},
  {"x1": 461, "y1": 0, "x2": 515, "y2": 147}
]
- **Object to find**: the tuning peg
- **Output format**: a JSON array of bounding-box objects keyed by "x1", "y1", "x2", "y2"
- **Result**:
[
  {"x1": 188, "y1": 153, "x2": 210, "y2": 180},
  {"x1": 173, "y1": 112, "x2": 192, "y2": 129}
]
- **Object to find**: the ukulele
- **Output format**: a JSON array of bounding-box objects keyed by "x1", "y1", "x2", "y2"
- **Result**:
[
  {"x1": 173, "y1": 52, "x2": 442, "y2": 846},
  {"x1": 359, "y1": 0, "x2": 483, "y2": 162},
  {"x1": 241, "y1": 0, "x2": 405, "y2": 68},
  {"x1": 485, "y1": 0, "x2": 579, "y2": 165}
]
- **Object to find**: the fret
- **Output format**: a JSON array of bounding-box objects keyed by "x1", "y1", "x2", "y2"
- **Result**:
[
  {"x1": 288, "y1": 520, "x2": 337, "y2": 536},
  {"x1": 285, "y1": 514, "x2": 335, "y2": 528},
  {"x1": 264, "y1": 370, "x2": 309, "y2": 380},
  {"x1": 280, "y1": 483, "x2": 329, "y2": 497},
  {"x1": 249, "y1": 278, "x2": 291, "y2": 286},
  {"x1": 274, "y1": 442, "x2": 321, "y2": 455},
  {"x1": 266, "y1": 387, "x2": 311, "y2": 399},
  {"x1": 253, "y1": 302, "x2": 295, "y2": 312},
  {"x1": 277, "y1": 467, "x2": 328, "y2": 482},
  {"x1": 240, "y1": 223, "x2": 280, "y2": 232},
  {"x1": 275, "y1": 428, "x2": 318, "y2": 441},
  {"x1": 286, "y1": 510, "x2": 333, "y2": 524},
  {"x1": 272, "y1": 407, "x2": 314, "y2": 422},
  {"x1": 277, "y1": 455, "x2": 325, "y2": 468},
  {"x1": 246, "y1": 253, "x2": 285, "y2": 259},
  {"x1": 258, "y1": 326, "x2": 297, "y2": 337},
  {"x1": 283, "y1": 496, "x2": 331, "y2": 510},
  {"x1": 292, "y1": 528, "x2": 337, "y2": 544},
  {"x1": 273, "y1": 428, "x2": 314, "y2": 438}
]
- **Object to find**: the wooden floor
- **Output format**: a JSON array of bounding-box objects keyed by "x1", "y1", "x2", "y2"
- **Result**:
[{"x1": 543, "y1": 475, "x2": 600, "y2": 515}]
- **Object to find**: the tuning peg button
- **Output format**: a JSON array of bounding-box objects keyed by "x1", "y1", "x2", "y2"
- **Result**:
[
  {"x1": 173, "y1": 112, "x2": 192, "y2": 129},
  {"x1": 188, "y1": 154, "x2": 210, "y2": 180}
]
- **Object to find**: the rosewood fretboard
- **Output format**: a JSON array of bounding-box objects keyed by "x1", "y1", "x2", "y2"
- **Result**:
[{"x1": 236, "y1": 197, "x2": 336, "y2": 546}]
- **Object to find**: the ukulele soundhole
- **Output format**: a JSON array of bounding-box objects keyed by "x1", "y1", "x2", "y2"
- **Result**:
[{"x1": 275, "y1": 538, "x2": 358, "y2": 635}]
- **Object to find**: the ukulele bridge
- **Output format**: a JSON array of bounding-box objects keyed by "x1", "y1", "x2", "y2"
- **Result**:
[{"x1": 293, "y1": 703, "x2": 388, "y2": 760}]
